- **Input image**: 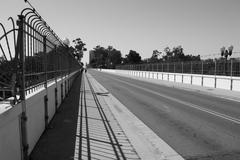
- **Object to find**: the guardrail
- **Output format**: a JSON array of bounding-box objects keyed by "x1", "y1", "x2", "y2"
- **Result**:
[
  {"x1": 0, "y1": 6, "x2": 82, "y2": 160},
  {"x1": 116, "y1": 59, "x2": 240, "y2": 77},
  {"x1": 100, "y1": 69, "x2": 240, "y2": 92}
]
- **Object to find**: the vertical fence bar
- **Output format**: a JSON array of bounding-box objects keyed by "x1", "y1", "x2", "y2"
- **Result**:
[
  {"x1": 181, "y1": 62, "x2": 183, "y2": 83},
  {"x1": 43, "y1": 36, "x2": 49, "y2": 128},
  {"x1": 230, "y1": 59, "x2": 233, "y2": 90},
  {"x1": 201, "y1": 61, "x2": 204, "y2": 86},
  {"x1": 60, "y1": 51, "x2": 63, "y2": 102},
  {"x1": 167, "y1": 63, "x2": 169, "y2": 81},
  {"x1": 174, "y1": 63, "x2": 176, "y2": 82},
  {"x1": 162, "y1": 63, "x2": 163, "y2": 80},
  {"x1": 214, "y1": 60, "x2": 217, "y2": 88},
  {"x1": 17, "y1": 15, "x2": 29, "y2": 160},
  {"x1": 191, "y1": 61, "x2": 193, "y2": 84},
  {"x1": 54, "y1": 45, "x2": 58, "y2": 112}
]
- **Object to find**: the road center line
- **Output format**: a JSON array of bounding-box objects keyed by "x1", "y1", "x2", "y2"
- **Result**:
[{"x1": 109, "y1": 76, "x2": 240, "y2": 125}]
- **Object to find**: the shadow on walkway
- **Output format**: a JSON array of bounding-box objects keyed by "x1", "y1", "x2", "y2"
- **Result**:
[{"x1": 30, "y1": 73, "x2": 82, "y2": 160}]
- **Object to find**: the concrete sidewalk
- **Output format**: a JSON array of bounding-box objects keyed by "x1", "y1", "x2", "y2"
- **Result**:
[
  {"x1": 30, "y1": 72, "x2": 140, "y2": 160},
  {"x1": 30, "y1": 73, "x2": 82, "y2": 160},
  {"x1": 30, "y1": 72, "x2": 184, "y2": 160}
]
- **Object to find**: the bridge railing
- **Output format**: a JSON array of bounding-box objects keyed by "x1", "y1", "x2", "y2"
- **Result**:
[
  {"x1": 0, "y1": 8, "x2": 81, "y2": 102},
  {"x1": 0, "y1": 6, "x2": 82, "y2": 160},
  {"x1": 116, "y1": 59, "x2": 240, "y2": 77}
]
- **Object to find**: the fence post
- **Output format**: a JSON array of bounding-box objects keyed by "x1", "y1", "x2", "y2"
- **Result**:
[
  {"x1": 61, "y1": 52, "x2": 63, "y2": 102},
  {"x1": 43, "y1": 36, "x2": 49, "y2": 128},
  {"x1": 174, "y1": 63, "x2": 176, "y2": 82},
  {"x1": 230, "y1": 59, "x2": 233, "y2": 90},
  {"x1": 201, "y1": 61, "x2": 204, "y2": 86},
  {"x1": 181, "y1": 62, "x2": 184, "y2": 83},
  {"x1": 182, "y1": 62, "x2": 183, "y2": 73},
  {"x1": 162, "y1": 63, "x2": 163, "y2": 80},
  {"x1": 191, "y1": 62, "x2": 193, "y2": 84},
  {"x1": 17, "y1": 15, "x2": 29, "y2": 160},
  {"x1": 54, "y1": 45, "x2": 58, "y2": 112},
  {"x1": 214, "y1": 60, "x2": 217, "y2": 88},
  {"x1": 167, "y1": 63, "x2": 169, "y2": 81}
]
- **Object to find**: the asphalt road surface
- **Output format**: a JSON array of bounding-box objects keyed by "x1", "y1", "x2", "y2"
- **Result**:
[{"x1": 89, "y1": 70, "x2": 240, "y2": 160}]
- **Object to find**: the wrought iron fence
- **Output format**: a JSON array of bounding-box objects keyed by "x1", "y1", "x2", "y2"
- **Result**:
[
  {"x1": 116, "y1": 59, "x2": 240, "y2": 77},
  {"x1": 0, "y1": 7, "x2": 81, "y2": 103}
]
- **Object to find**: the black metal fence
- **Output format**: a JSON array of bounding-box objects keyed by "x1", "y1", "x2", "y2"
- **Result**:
[
  {"x1": 0, "y1": 8, "x2": 81, "y2": 102},
  {"x1": 116, "y1": 59, "x2": 240, "y2": 77}
]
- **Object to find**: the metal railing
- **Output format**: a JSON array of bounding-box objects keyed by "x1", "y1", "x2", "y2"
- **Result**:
[
  {"x1": 116, "y1": 59, "x2": 240, "y2": 77},
  {"x1": 0, "y1": 7, "x2": 81, "y2": 103},
  {"x1": 1, "y1": 6, "x2": 82, "y2": 160}
]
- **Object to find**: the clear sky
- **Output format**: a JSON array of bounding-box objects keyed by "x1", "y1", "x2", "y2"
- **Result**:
[{"x1": 1, "y1": 0, "x2": 240, "y2": 63}]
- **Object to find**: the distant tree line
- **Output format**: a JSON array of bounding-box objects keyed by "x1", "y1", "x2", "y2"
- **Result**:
[
  {"x1": 145, "y1": 45, "x2": 201, "y2": 63},
  {"x1": 89, "y1": 45, "x2": 203, "y2": 69}
]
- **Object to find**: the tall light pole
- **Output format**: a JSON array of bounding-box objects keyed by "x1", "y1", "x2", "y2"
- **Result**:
[{"x1": 220, "y1": 45, "x2": 234, "y2": 75}]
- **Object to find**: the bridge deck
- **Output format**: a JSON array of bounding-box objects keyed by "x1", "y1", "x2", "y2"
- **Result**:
[{"x1": 30, "y1": 72, "x2": 140, "y2": 160}]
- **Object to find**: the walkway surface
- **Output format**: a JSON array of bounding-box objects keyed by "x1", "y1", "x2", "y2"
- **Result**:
[
  {"x1": 30, "y1": 69, "x2": 240, "y2": 160},
  {"x1": 30, "y1": 72, "x2": 141, "y2": 160}
]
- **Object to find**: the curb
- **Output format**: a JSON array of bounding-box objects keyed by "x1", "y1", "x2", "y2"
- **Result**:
[{"x1": 88, "y1": 74, "x2": 185, "y2": 160}]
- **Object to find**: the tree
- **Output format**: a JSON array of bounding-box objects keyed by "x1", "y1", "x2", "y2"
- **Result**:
[
  {"x1": 89, "y1": 45, "x2": 122, "y2": 68},
  {"x1": 106, "y1": 46, "x2": 122, "y2": 68},
  {"x1": 89, "y1": 45, "x2": 108, "y2": 68},
  {"x1": 172, "y1": 45, "x2": 185, "y2": 61},
  {"x1": 72, "y1": 38, "x2": 87, "y2": 61},
  {"x1": 149, "y1": 50, "x2": 161, "y2": 63},
  {"x1": 124, "y1": 50, "x2": 142, "y2": 64},
  {"x1": 162, "y1": 45, "x2": 200, "y2": 62}
]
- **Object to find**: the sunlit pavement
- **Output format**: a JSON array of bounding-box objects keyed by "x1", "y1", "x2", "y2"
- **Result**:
[{"x1": 30, "y1": 73, "x2": 141, "y2": 160}]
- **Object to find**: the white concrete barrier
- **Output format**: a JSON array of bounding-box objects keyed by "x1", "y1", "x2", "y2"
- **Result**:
[
  {"x1": 0, "y1": 103, "x2": 22, "y2": 160},
  {"x1": 0, "y1": 70, "x2": 80, "y2": 160},
  {"x1": 100, "y1": 69, "x2": 240, "y2": 92}
]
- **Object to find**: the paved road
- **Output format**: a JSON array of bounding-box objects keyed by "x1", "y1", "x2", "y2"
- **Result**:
[{"x1": 89, "y1": 70, "x2": 240, "y2": 160}]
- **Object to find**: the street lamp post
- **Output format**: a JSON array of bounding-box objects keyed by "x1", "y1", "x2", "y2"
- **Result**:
[{"x1": 220, "y1": 45, "x2": 233, "y2": 75}]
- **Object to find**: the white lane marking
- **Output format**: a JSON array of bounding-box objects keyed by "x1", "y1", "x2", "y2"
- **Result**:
[
  {"x1": 110, "y1": 77, "x2": 240, "y2": 125},
  {"x1": 91, "y1": 75, "x2": 184, "y2": 160}
]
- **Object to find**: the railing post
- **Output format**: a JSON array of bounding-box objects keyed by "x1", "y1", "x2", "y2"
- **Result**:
[
  {"x1": 43, "y1": 36, "x2": 47, "y2": 89},
  {"x1": 167, "y1": 63, "x2": 169, "y2": 81},
  {"x1": 214, "y1": 60, "x2": 217, "y2": 88},
  {"x1": 17, "y1": 15, "x2": 29, "y2": 160},
  {"x1": 174, "y1": 63, "x2": 176, "y2": 82},
  {"x1": 182, "y1": 62, "x2": 183, "y2": 73},
  {"x1": 191, "y1": 61, "x2": 193, "y2": 84},
  {"x1": 60, "y1": 52, "x2": 63, "y2": 102},
  {"x1": 201, "y1": 61, "x2": 204, "y2": 86},
  {"x1": 162, "y1": 63, "x2": 163, "y2": 80},
  {"x1": 54, "y1": 45, "x2": 58, "y2": 112},
  {"x1": 181, "y1": 62, "x2": 184, "y2": 83},
  {"x1": 43, "y1": 36, "x2": 49, "y2": 128},
  {"x1": 230, "y1": 59, "x2": 233, "y2": 90}
]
